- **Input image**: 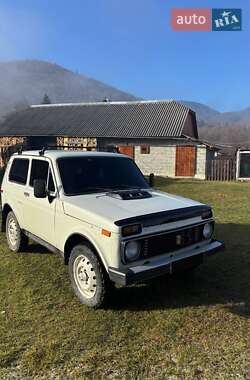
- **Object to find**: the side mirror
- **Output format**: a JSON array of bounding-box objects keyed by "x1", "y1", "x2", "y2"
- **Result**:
[
  {"x1": 34, "y1": 179, "x2": 47, "y2": 198},
  {"x1": 149, "y1": 173, "x2": 155, "y2": 188}
]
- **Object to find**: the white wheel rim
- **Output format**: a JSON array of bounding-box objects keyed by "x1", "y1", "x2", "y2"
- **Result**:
[
  {"x1": 8, "y1": 217, "x2": 18, "y2": 247},
  {"x1": 73, "y1": 255, "x2": 97, "y2": 299}
]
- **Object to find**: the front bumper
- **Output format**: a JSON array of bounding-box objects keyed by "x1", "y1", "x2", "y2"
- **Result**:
[{"x1": 108, "y1": 239, "x2": 224, "y2": 286}]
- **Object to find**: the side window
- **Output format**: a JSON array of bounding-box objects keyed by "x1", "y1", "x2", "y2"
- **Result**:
[
  {"x1": 140, "y1": 145, "x2": 150, "y2": 154},
  {"x1": 9, "y1": 158, "x2": 29, "y2": 185},
  {"x1": 48, "y1": 170, "x2": 55, "y2": 192},
  {"x1": 29, "y1": 160, "x2": 49, "y2": 187}
]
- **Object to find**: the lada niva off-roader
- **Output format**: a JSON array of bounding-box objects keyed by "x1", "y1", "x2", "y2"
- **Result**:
[{"x1": 1, "y1": 149, "x2": 224, "y2": 307}]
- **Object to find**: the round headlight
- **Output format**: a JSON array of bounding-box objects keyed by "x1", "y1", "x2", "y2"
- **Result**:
[
  {"x1": 203, "y1": 223, "x2": 213, "y2": 239},
  {"x1": 125, "y1": 241, "x2": 141, "y2": 262}
]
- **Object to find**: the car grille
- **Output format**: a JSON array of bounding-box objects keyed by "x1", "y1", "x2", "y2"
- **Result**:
[{"x1": 140, "y1": 224, "x2": 205, "y2": 258}]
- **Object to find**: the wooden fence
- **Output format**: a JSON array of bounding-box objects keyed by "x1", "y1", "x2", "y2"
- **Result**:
[{"x1": 206, "y1": 159, "x2": 236, "y2": 181}]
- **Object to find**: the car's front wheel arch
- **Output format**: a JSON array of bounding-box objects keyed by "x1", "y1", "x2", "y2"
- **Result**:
[{"x1": 64, "y1": 233, "x2": 107, "y2": 269}]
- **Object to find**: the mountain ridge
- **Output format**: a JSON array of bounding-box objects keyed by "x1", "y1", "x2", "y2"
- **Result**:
[
  {"x1": 0, "y1": 59, "x2": 138, "y2": 120},
  {"x1": 180, "y1": 100, "x2": 250, "y2": 127}
]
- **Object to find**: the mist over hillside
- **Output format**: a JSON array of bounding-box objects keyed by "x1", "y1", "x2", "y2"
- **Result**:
[{"x1": 0, "y1": 60, "x2": 138, "y2": 120}]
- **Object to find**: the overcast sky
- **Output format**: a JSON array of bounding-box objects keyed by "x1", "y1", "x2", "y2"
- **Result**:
[{"x1": 0, "y1": 0, "x2": 249, "y2": 111}]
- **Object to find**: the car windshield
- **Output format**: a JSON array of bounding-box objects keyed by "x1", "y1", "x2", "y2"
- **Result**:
[{"x1": 57, "y1": 156, "x2": 149, "y2": 195}]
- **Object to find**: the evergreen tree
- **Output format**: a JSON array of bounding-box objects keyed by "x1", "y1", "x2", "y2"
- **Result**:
[{"x1": 41, "y1": 93, "x2": 51, "y2": 104}]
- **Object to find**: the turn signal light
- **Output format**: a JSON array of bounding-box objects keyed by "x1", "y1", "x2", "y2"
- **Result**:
[
  {"x1": 201, "y1": 209, "x2": 213, "y2": 219},
  {"x1": 101, "y1": 229, "x2": 111, "y2": 237}
]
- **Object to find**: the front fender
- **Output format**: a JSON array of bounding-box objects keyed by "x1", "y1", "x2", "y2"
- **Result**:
[{"x1": 63, "y1": 226, "x2": 120, "y2": 271}]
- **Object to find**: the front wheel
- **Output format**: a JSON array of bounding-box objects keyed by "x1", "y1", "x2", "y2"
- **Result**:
[
  {"x1": 68, "y1": 244, "x2": 110, "y2": 308},
  {"x1": 6, "y1": 211, "x2": 28, "y2": 252}
]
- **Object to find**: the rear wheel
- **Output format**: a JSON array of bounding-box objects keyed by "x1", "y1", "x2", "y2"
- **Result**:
[
  {"x1": 6, "y1": 211, "x2": 28, "y2": 252},
  {"x1": 69, "y1": 244, "x2": 110, "y2": 308}
]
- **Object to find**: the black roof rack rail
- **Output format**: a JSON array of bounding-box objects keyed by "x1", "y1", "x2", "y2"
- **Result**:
[
  {"x1": 38, "y1": 145, "x2": 97, "y2": 156},
  {"x1": 11, "y1": 145, "x2": 120, "y2": 157},
  {"x1": 39, "y1": 146, "x2": 47, "y2": 156},
  {"x1": 36, "y1": 145, "x2": 119, "y2": 156},
  {"x1": 17, "y1": 146, "x2": 23, "y2": 155}
]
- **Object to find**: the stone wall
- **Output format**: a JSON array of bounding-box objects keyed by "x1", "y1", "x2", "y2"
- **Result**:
[
  {"x1": 134, "y1": 146, "x2": 176, "y2": 177},
  {"x1": 135, "y1": 144, "x2": 210, "y2": 179},
  {"x1": 195, "y1": 145, "x2": 207, "y2": 180}
]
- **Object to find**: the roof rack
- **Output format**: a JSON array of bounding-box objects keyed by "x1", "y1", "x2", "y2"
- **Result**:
[
  {"x1": 10, "y1": 145, "x2": 118, "y2": 157},
  {"x1": 38, "y1": 145, "x2": 92, "y2": 156}
]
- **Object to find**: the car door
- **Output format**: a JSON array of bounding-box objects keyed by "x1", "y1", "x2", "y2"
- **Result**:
[{"x1": 24, "y1": 158, "x2": 57, "y2": 246}]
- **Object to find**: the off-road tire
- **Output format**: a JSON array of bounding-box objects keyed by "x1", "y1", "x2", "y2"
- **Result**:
[
  {"x1": 6, "y1": 211, "x2": 28, "y2": 252},
  {"x1": 69, "y1": 244, "x2": 110, "y2": 308}
]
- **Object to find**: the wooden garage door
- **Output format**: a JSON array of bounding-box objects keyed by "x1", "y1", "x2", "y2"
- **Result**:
[
  {"x1": 175, "y1": 146, "x2": 196, "y2": 177},
  {"x1": 118, "y1": 146, "x2": 134, "y2": 159}
]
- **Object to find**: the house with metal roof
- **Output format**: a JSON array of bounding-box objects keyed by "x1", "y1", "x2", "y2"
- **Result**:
[{"x1": 0, "y1": 100, "x2": 217, "y2": 179}]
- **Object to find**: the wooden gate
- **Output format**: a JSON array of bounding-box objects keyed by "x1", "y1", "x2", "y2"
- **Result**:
[
  {"x1": 118, "y1": 146, "x2": 134, "y2": 159},
  {"x1": 206, "y1": 159, "x2": 236, "y2": 181},
  {"x1": 175, "y1": 146, "x2": 196, "y2": 177}
]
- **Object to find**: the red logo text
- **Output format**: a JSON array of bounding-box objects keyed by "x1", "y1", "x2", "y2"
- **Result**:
[{"x1": 172, "y1": 9, "x2": 211, "y2": 31}]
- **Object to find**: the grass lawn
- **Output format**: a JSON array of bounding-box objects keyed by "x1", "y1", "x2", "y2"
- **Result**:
[{"x1": 0, "y1": 179, "x2": 250, "y2": 379}]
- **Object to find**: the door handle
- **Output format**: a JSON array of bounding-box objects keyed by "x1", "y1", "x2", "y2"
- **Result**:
[{"x1": 24, "y1": 192, "x2": 30, "y2": 197}]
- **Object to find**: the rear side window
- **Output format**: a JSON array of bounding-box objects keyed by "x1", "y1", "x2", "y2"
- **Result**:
[
  {"x1": 29, "y1": 160, "x2": 49, "y2": 187},
  {"x1": 9, "y1": 158, "x2": 29, "y2": 185}
]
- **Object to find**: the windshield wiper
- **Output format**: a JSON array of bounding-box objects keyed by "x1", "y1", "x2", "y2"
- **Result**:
[
  {"x1": 109, "y1": 185, "x2": 144, "y2": 190},
  {"x1": 78, "y1": 187, "x2": 112, "y2": 194}
]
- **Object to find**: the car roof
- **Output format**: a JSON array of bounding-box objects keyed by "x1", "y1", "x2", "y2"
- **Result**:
[{"x1": 13, "y1": 150, "x2": 127, "y2": 160}]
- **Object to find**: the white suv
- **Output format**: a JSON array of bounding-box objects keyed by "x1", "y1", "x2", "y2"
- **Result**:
[{"x1": 1, "y1": 149, "x2": 224, "y2": 308}]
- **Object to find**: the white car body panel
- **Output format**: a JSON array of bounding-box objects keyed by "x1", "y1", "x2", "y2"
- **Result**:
[
  {"x1": 62, "y1": 190, "x2": 202, "y2": 229},
  {"x1": 1, "y1": 150, "x2": 223, "y2": 285}
]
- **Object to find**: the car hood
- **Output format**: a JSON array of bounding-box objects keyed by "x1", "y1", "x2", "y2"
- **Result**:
[{"x1": 62, "y1": 190, "x2": 204, "y2": 232}]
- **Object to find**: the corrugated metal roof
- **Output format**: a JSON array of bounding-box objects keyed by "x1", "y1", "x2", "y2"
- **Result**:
[{"x1": 0, "y1": 100, "x2": 193, "y2": 138}]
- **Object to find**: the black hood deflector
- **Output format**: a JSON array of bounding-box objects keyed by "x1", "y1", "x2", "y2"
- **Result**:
[{"x1": 114, "y1": 205, "x2": 211, "y2": 227}]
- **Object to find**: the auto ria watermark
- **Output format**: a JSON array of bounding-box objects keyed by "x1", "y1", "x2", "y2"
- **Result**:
[{"x1": 171, "y1": 8, "x2": 242, "y2": 31}]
